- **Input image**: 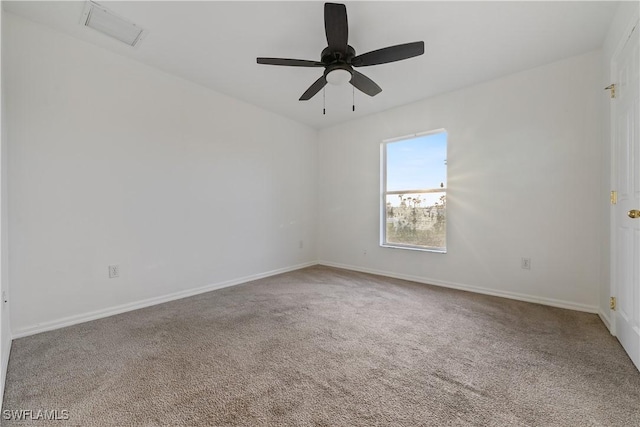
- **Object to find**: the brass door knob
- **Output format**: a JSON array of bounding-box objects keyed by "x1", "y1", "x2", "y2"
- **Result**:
[{"x1": 628, "y1": 209, "x2": 640, "y2": 219}]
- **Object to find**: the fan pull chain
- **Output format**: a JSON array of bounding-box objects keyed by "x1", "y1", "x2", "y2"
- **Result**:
[
  {"x1": 323, "y1": 87, "x2": 326, "y2": 115},
  {"x1": 352, "y1": 86, "x2": 355, "y2": 112}
]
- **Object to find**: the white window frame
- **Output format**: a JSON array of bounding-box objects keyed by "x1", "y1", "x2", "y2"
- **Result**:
[{"x1": 380, "y1": 129, "x2": 447, "y2": 253}]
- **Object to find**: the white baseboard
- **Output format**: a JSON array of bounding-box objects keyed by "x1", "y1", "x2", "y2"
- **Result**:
[
  {"x1": 12, "y1": 261, "x2": 317, "y2": 339},
  {"x1": 12, "y1": 259, "x2": 603, "y2": 339},
  {"x1": 598, "y1": 309, "x2": 613, "y2": 334},
  {"x1": 318, "y1": 260, "x2": 599, "y2": 314}
]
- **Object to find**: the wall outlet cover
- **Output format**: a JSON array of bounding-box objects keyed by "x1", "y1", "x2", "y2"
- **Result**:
[{"x1": 108, "y1": 265, "x2": 120, "y2": 278}]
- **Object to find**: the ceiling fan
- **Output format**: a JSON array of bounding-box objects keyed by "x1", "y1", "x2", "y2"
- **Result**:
[{"x1": 257, "y1": 2, "x2": 425, "y2": 101}]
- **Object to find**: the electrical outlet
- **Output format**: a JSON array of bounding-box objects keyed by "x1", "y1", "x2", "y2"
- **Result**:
[
  {"x1": 108, "y1": 265, "x2": 120, "y2": 278},
  {"x1": 299, "y1": 240, "x2": 304, "y2": 249},
  {"x1": 521, "y1": 258, "x2": 531, "y2": 270},
  {"x1": 363, "y1": 249, "x2": 367, "y2": 256}
]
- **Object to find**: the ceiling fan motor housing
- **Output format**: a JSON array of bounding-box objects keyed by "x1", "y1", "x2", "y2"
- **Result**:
[
  {"x1": 321, "y1": 45, "x2": 356, "y2": 65},
  {"x1": 322, "y1": 45, "x2": 355, "y2": 85}
]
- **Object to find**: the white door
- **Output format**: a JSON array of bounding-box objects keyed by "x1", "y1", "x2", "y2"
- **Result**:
[{"x1": 613, "y1": 21, "x2": 640, "y2": 371}]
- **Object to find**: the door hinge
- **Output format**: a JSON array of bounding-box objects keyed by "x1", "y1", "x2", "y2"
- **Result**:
[
  {"x1": 605, "y1": 84, "x2": 616, "y2": 99},
  {"x1": 610, "y1": 296, "x2": 616, "y2": 311},
  {"x1": 611, "y1": 190, "x2": 617, "y2": 205}
]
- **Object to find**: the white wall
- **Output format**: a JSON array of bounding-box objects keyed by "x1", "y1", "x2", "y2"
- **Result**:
[
  {"x1": 4, "y1": 13, "x2": 318, "y2": 337},
  {"x1": 318, "y1": 50, "x2": 603, "y2": 311},
  {"x1": 600, "y1": 1, "x2": 640, "y2": 331},
  {"x1": 0, "y1": 2, "x2": 11, "y2": 410}
]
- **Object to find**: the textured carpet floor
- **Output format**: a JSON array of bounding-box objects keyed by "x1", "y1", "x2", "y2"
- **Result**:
[{"x1": 2, "y1": 266, "x2": 639, "y2": 426}]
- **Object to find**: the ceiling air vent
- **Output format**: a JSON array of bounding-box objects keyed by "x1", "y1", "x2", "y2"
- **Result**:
[{"x1": 82, "y1": 1, "x2": 146, "y2": 47}]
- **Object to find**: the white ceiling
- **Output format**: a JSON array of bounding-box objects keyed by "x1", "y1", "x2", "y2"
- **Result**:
[{"x1": 4, "y1": 1, "x2": 620, "y2": 129}]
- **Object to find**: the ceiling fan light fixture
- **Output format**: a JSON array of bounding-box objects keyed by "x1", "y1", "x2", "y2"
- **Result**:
[{"x1": 326, "y1": 68, "x2": 352, "y2": 85}]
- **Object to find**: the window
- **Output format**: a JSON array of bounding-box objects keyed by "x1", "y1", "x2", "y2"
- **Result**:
[{"x1": 381, "y1": 130, "x2": 447, "y2": 252}]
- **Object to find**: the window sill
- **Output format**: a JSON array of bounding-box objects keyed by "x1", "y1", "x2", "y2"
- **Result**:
[{"x1": 380, "y1": 244, "x2": 446, "y2": 254}]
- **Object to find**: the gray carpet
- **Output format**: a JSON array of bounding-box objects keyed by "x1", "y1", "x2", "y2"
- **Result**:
[{"x1": 2, "y1": 265, "x2": 639, "y2": 426}]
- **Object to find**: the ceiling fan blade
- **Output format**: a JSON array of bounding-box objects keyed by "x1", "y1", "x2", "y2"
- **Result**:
[
  {"x1": 257, "y1": 58, "x2": 325, "y2": 67},
  {"x1": 299, "y1": 75, "x2": 328, "y2": 101},
  {"x1": 325, "y1": 3, "x2": 348, "y2": 54},
  {"x1": 350, "y1": 70, "x2": 382, "y2": 97},
  {"x1": 351, "y1": 41, "x2": 425, "y2": 67}
]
